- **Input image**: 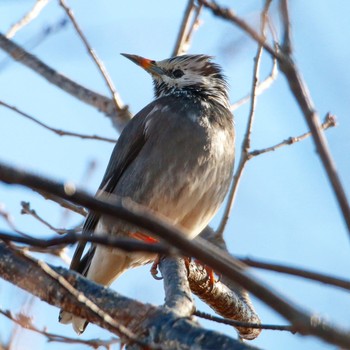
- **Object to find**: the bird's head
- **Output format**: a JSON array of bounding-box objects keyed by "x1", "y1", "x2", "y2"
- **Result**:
[{"x1": 122, "y1": 53, "x2": 230, "y2": 109}]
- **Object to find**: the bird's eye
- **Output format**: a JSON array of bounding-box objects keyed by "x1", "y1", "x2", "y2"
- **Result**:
[{"x1": 172, "y1": 69, "x2": 184, "y2": 78}]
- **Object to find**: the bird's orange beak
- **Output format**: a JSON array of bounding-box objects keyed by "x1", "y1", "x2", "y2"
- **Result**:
[{"x1": 121, "y1": 53, "x2": 164, "y2": 76}]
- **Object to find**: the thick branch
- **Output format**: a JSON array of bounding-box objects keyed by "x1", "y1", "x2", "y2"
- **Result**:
[
  {"x1": 188, "y1": 261, "x2": 261, "y2": 340},
  {"x1": 159, "y1": 257, "x2": 194, "y2": 317},
  {"x1": 0, "y1": 33, "x2": 131, "y2": 132},
  {"x1": 0, "y1": 244, "x2": 258, "y2": 350},
  {"x1": 0, "y1": 163, "x2": 349, "y2": 348}
]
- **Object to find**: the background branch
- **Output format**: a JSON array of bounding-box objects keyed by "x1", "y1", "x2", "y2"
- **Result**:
[
  {"x1": 6, "y1": 0, "x2": 50, "y2": 39},
  {"x1": 0, "y1": 100, "x2": 116, "y2": 143},
  {"x1": 59, "y1": 0, "x2": 130, "y2": 129},
  {"x1": 0, "y1": 33, "x2": 131, "y2": 132}
]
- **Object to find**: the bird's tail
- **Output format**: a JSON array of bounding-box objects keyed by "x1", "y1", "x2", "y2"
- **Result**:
[{"x1": 59, "y1": 310, "x2": 88, "y2": 334}]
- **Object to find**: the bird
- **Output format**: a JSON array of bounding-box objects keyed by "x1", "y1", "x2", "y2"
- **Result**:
[{"x1": 59, "y1": 53, "x2": 235, "y2": 334}]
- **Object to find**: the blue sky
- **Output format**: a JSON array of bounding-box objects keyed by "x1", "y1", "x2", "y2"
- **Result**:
[{"x1": 0, "y1": 1, "x2": 349, "y2": 349}]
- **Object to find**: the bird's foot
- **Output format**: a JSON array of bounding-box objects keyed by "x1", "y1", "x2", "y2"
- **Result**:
[
  {"x1": 190, "y1": 258, "x2": 218, "y2": 290},
  {"x1": 150, "y1": 255, "x2": 163, "y2": 280}
]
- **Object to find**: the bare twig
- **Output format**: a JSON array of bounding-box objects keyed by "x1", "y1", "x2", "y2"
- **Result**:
[
  {"x1": 231, "y1": 56, "x2": 277, "y2": 111},
  {"x1": 20, "y1": 201, "x2": 79, "y2": 235},
  {"x1": 0, "y1": 309, "x2": 119, "y2": 348},
  {"x1": 240, "y1": 256, "x2": 350, "y2": 292},
  {"x1": 197, "y1": 0, "x2": 277, "y2": 56},
  {"x1": 249, "y1": 113, "x2": 336, "y2": 158},
  {"x1": 1, "y1": 163, "x2": 350, "y2": 348},
  {"x1": 0, "y1": 33, "x2": 131, "y2": 131},
  {"x1": 194, "y1": 310, "x2": 295, "y2": 333},
  {"x1": 59, "y1": 0, "x2": 130, "y2": 128},
  {"x1": 217, "y1": 0, "x2": 271, "y2": 237},
  {"x1": 36, "y1": 190, "x2": 87, "y2": 217},
  {"x1": 6, "y1": 0, "x2": 50, "y2": 39},
  {"x1": 0, "y1": 100, "x2": 116, "y2": 143},
  {"x1": 0, "y1": 204, "x2": 32, "y2": 239},
  {"x1": 172, "y1": 0, "x2": 202, "y2": 56}
]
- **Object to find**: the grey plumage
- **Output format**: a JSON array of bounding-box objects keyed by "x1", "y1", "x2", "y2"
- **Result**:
[{"x1": 59, "y1": 54, "x2": 235, "y2": 334}]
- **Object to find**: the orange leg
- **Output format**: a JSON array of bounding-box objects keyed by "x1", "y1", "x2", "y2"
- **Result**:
[{"x1": 195, "y1": 259, "x2": 217, "y2": 289}]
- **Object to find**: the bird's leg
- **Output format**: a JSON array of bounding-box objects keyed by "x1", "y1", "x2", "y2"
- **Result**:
[
  {"x1": 129, "y1": 231, "x2": 162, "y2": 280},
  {"x1": 189, "y1": 258, "x2": 217, "y2": 289},
  {"x1": 150, "y1": 255, "x2": 163, "y2": 280}
]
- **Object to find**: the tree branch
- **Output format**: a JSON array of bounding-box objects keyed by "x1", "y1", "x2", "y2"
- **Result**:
[
  {"x1": 6, "y1": 0, "x2": 50, "y2": 39},
  {"x1": 59, "y1": 0, "x2": 130, "y2": 129},
  {"x1": 0, "y1": 100, "x2": 116, "y2": 143},
  {"x1": 159, "y1": 257, "x2": 194, "y2": 317},
  {"x1": 0, "y1": 33, "x2": 131, "y2": 132},
  {"x1": 187, "y1": 260, "x2": 261, "y2": 340},
  {"x1": 240, "y1": 256, "x2": 350, "y2": 292},
  {"x1": 194, "y1": 310, "x2": 295, "y2": 333},
  {"x1": 0, "y1": 308, "x2": 119, "y2": 348},
  {"x1": 172, "y1": 0, "x2": 202, "y2": 56},
  {"x1": 249, "y1": 113, "x2": 336, "y2": 158}
]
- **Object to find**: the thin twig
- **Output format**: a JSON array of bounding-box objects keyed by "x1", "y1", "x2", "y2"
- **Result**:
[
  {"x1": 36, "y1": 190, "x2": 87, "y2": 217},
  {"x1": 0, "y1": 204, "x2": 33, "y2": 239},
  {"x1": 6, "y1": 0, "x2": 50, "y2": 39},
  {"x1": 198, "y1": 0, "x2": 277, "y2": 57},
  {"x1": 172, "y1": 0, "x2": 202, "y2": 56},
  {"x1": 1, "y1": 309, "x2": 119, "y2": 348},
  {"x1": 0, "y1": 33, "x2": 130, "y2": 131},
  {"x1": 59, "y1": 0, "x2": 130, "y2": 128},
  {"x1": 194, "y1": 310, "x2": 295, "y2": 333},
  {"x1": 20, "y1": 201, "x2": 79, "y2": 235},
  {"x1": 249, "y1": 113, "x2": 336, "y2": 158},
  {"x1": 0, "y1": 100, "x2": 116, "y2": 143},
  {"x1": 240, "y1": 256, "x2": 350, "y2": 292},
  {"x1": 231, "y1": 56, "x2": 277, "y2": 111},
  {"x1": 216, "y1": 0, "x2": 271, "y2": 237}
]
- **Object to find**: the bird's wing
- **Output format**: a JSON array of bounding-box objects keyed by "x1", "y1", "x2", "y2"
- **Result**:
[{"x1": 69, "y1": 101, "x2": 159, "y2": 272}]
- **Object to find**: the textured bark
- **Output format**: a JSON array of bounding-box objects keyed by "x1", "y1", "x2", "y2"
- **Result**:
[
  {"x1": 188, "y1": 261, "x2": 261, "y2": 340},
  {"x1": 0, "y1": 243, "x2": 260, "y2": 350},
  {"x1": 159, "y1": 257, "x2": 195, "y2": 317},
  {"x1": 197, "y1": 227, "x2": 261, "y2": 340}
]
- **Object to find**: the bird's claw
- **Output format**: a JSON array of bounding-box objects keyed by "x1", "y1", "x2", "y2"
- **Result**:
[{"x1": 150, "y1": 256, "x2": 163, "y2": 280}]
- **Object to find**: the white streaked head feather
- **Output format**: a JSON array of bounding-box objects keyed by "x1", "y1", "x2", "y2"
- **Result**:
[{"x1": 151, "y1": 55, "x2": 230, "y2": 110}]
